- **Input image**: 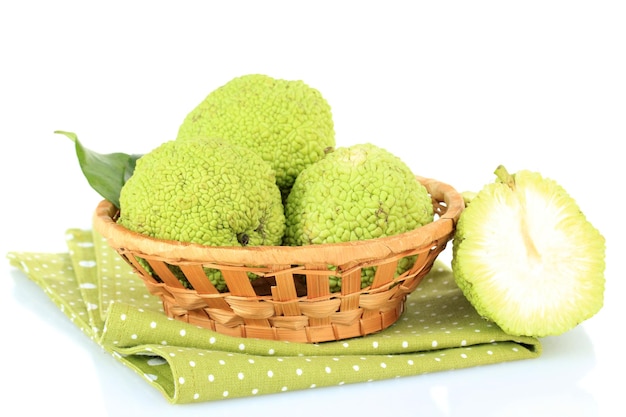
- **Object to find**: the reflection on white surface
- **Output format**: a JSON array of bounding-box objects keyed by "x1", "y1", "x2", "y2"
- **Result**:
[{"x1": 429, "y1": 385, "x2": 451, "y2": 416}]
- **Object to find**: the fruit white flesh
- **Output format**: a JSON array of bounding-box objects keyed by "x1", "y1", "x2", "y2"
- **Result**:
[{"x1": 452, "y1": 166, "x2": 605, "y2": 337}]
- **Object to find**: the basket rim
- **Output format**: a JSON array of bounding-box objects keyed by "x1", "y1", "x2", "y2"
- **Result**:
[{"x1": 93, "y1": 175, "x2": 464, "y2": 266}]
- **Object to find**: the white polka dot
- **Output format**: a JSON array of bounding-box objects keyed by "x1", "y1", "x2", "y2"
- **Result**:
[
  {"x1": 150, "y1": 321, "x2": 157, "y2": 328},
  {"x1": 402, "y1": 341, "x2": 409, "y2": 348},
  {"x1": 193, "y1": 393, "x2": 199, "y2": 400},
  {"x1": 208, "y1": 374, "x2": 215, "y2": 382},
  {"x1": 325, "y1": 367, "x2": 332, "y2": 373},
  {"x1": 147, "y1": 357, "x2": 167, "y2": 366},
  {"x1": 180, "y1": 329, "x2": 186, "y2": 336},
  {"x1": 238, "y1": 372, "x2": 244, "y2": 380},
  {"x1": 460, "y1": 340, "x2": 467, "y2": 346},
  {"x1": 189, "y1": 361, "x2": 196, "y2": 367},
  {"x1": 343, "y1": 342, "x2": 349, "y2": 348},
  {"x1": 79, "y1": 260, "x2": 97, "y2": 267},
  {"x1": 407, "y1": 360, "x2": 414, "y2": 365},
  {"x1": 281, "y1": 386, "x2": 288, "y2": 392},
  {"x1": 131, "y1": 334, "x2": 137, "y2": 340},
  {"x1": 223, "y1": 391, "x2": 229, "y2": 397},
  {"x1": 268, "y1": 348, "x2": 275, "y2": 355},
  {"x1": 267, "y1": 370, "x2": 274, "y2": 378},
  {"x1": 372, "y1": 341, "x2": 379, "y2": 348},
  {"x1": 209, "y1": 337, "x2": 216, "y2": 344},
  {"x1": 120, "y1": 314, "x2": 127, "y2": 321},
  {"x1": 238, "y1": 343, "x2": 246, "y2": 351},
  {"x1": 252, "y1": 388, "x2": 259, "y2": 395},
  {"x1": 461, "y1": 353, "x2": 468, "y2": 359},
  {"x1": 487, "y1": 350, "x2": 493, "y2": 355},
  {"x1": 296, "y1": 369, "x2": 303, "y2": 376},
  {"x1": 178, "y1": 377, "x2": 185, "y2": 384},
  {"x1": 432, "y1": 340, "x2": 438, "y2": 348},
  {"x1": 353, "y1": 365, "x2": 360, "y2": 371},
  {"x1": 219, "y1": 360, "x2": 226, "y2": 365},
  {"x1": 144, "y1": 373, "x2": 158, "y2": 381},
  {"x1": 380, "y1": 362, "x2": 387, "y2": 368}
]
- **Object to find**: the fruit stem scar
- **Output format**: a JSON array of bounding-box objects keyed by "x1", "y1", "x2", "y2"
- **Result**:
[{"x1": 494, "y1": 165, "x2": 516, "y2": 190}]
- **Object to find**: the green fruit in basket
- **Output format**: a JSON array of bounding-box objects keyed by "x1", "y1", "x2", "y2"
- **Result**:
[
  {"x1": 451, "y1": 165, "x2": 605, "y2": 337},
  {"x1": 117, "y1": 137, "x2": 286, "y2": 290},
  {"x1": 283, "y1": 143, "x2": 434, "y2": 292},
  {"x1": 119, "y1": 136, "x2": 285, "y2": 246},
  {"x1": 176, "y1": 74, "x2": 335, "y2": 198}
]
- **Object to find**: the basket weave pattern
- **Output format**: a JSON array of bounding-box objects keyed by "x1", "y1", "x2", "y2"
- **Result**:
[{"x1": 93, "y1": 176, "x2": 464, "y2": 343}]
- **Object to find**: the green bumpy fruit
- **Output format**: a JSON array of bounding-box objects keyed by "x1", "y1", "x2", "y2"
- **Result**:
[
  {"x1": 452, "y1": 165, "x2": 606, "y2": 337},
  {"x1": 118, "y1": 137, "x2": 286, "y2": 290},
  {"x1": 119, "y1": 137, "x2": 285, "y2": 246},
  {"x1": 176, "y1": 74, "x2": 335, "y2": 197},
  {"x1": 284, "y1": 143, "x2": 434, "y2": 291}
]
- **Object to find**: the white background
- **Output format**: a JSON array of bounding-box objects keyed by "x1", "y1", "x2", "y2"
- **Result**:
[{"x1": 1, "y1": 1, "x2": 623, "y2": 416}]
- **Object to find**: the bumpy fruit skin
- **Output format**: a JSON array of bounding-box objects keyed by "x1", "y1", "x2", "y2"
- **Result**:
[
  {"x1": 176, "y1": 74, "x2": 335, "y2": 196},
  {"x1": 284, "y1": 143, "x2": 434, "y2": 291},
  {"x1": 452, "y1": 167, "x2": 606, "y2": 337},
  {"x1": 118, "y1": 137, "x2": 285, "y2": 247}
]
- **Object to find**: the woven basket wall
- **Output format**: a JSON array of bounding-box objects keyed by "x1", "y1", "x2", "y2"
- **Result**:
[{"x1": 93, "y1": 176, "x2": 464, "y2": 343}]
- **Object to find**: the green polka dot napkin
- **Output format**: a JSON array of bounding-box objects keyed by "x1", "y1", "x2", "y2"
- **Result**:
[{"x1": 6, "y1": 229, "x2": 541, "y2": 404}]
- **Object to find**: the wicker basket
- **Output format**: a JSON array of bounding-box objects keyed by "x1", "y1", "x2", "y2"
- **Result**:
[{"x1": 93, "y1": 176, "x2": 464, "y2": 343}]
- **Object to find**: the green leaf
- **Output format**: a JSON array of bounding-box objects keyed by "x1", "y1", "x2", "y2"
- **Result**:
[{"x1": 55, "y1": 130, "x2": 142, "y2": 208}]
